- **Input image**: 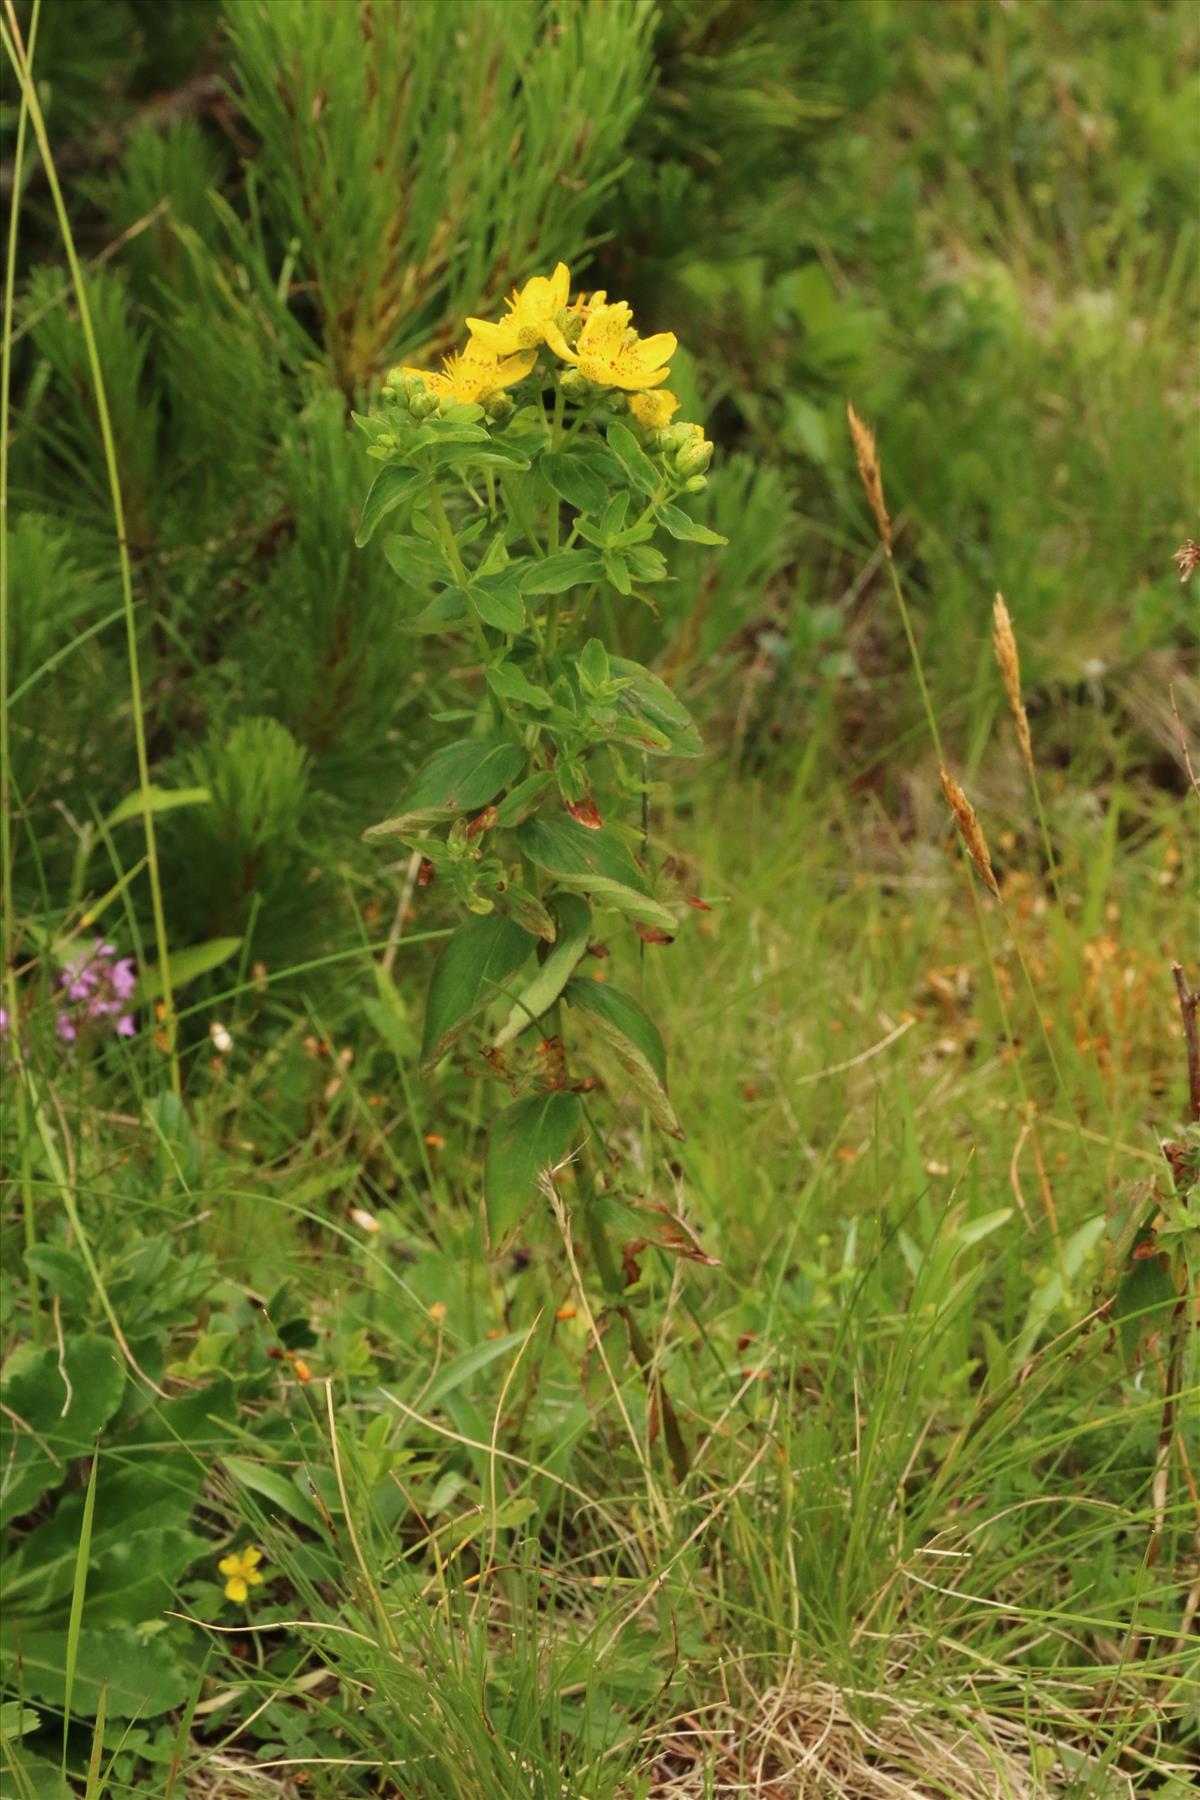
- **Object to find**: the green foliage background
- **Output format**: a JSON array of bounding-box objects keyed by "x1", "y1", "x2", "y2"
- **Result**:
[{"x1": 1, "y1": 0, "x2": 1196, "y2": 1794}]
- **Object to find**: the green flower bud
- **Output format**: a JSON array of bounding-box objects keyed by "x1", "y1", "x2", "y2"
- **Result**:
[
  {"x1": 410, "y1": 389, "x2": 439, "y2": 420},
  {"x1": 662, "y1": 423, "x2": 694, "y2": 452},
  {"x1": 485, "y1": 391, "x2": 514, "y2": 422},
  {"x1": 675, "y1": 437, "x2": 713, "y2": 477},
  {"x1": 684, "y1": 474, "x2": 708, "y2": 493},
  {"x1": 558, "y1": 368, "x2": 589, "y2": 399}
]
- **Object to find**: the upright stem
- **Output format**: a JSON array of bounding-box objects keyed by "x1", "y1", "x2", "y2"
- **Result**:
[{"x1": 3, "y1": 6, "x2": 180, "y2": 1093}]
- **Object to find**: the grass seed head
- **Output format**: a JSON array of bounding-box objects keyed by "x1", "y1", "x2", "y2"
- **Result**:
[
  {"x1": 847, "y1": 401, "x2": 893, "y2": 557},
  {"x1": 939, "y1": 765, "x2": 1000, "y2": 896},
  {"x1": 992, "y1": 592, "x2": 1035, "y2": 782}
]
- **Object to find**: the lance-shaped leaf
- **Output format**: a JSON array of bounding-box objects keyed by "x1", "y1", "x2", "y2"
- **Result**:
[
  {"x1": 565, "y1": 977, "x2": 684, "y2": 1139},
  {"x1": 364, "y1": 736, "x2": 526, "y2": 841},
  {"x1": 517, "y1": 815, "x2": 676, "y2": 930},
  {"x1": 421, "y1": 914, "x2": 536, "y2": 1069},
  {"x1": 356, "y1": 465, "x2": 429, "y2": 545},
  {"x1": 495, "y1": 895, "x2": 592, "y2": 1047},
  {"x1": 485, "y1": 1092, "x2": 583, "y2": 1245},
  {"x1": 654, "y1": 502, "x2": 728, "y2": 546},
  {"x1": 520, "y1": 550, "x2": 605, "y2": 595},
  {"x1": 608, "y1": 658, "x2": 703, "y2": 757}
]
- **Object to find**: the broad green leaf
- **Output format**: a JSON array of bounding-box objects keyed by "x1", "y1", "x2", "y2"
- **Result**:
[
  {"x1": 60, "y1": 1526, "x2": 209, "y2": 1626},
  {"x1": 494, "y1": 770, "x2": 555, "y2": 827},
  {"x1": 485, "y1": 1093, "x2": 584, "y2": 1243},
  {"x1": 539, "y1": 450, "x2": 608, "y2": 513},
  {"x1": 1112, "y1": 1243, "x2": 1178, "y2": 1370},
  {"x1": 495, "y1": 895, "x2": 593, "y2": 1047},
  {"x1": 655, "y1": 501, "x2": 728, "y2": 545},
  {"x1": 421, "y1": 913, "x2": 536, "y2": 1068},
  {"x1": 137, "y1": 936, "x2": 242, "y2": 1003},
  {"x1": 608, "y1": 657, "x2": 703, "y2": 757},
  {"x1": 364, "y1": 736, "x2": 526, "y2": 840},
  {"x1": 468, "y1": 564, "x2": 527, "y2": 633},
  {"x1": 420, "y1": 1330, "x2": 530, "y2": 1407},
  {"x1": 4, "y1": 1629, "x2": 188, "y2": 1720},
  {"x1": 399, "y1": 589, "x2": 469, "y2": 634},
  {"x1": 0, "y1": 1703, "x2": 40, "y2": 1742},
  {"x1": 606, "y1": 420, "x2": 660, "y2": 495},
  {"x1": 355, "y1": 464, "x2": 429, "y2": 545},
  {"x1": 23, "y1": 1245, "x2": 90, "y2": 1314},
  {"x1": 578, "y1": 637, "x2": 610, "y2": 692},
  {"x1": 486, "y1": 661, "x2": 553, "y2": 711},
  {"x1": 224, "y1": 1455, "x2": 323, "y2": 1530},
  {"x1": 565, "y1": 977, "x2": 684, "y2": 1139},
  {"x1": 0, "y1": 1338, "x2": 125, "y2": 1526},
  {"x1": 499, "y1": 885, "x2": 557, "y2": 942},
  {"x1": 521, "y1": 551, "x2": 605, "y2": 595},
  {"x1": 105, "y1": 785, "x2": 210, "y2": 829},
  {"x1": 517, "y1": 815, "x2": 676, "y2": 930}
]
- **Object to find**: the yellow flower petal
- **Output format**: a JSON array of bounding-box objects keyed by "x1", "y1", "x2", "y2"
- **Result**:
[
  {"x1": 218, "y1": 1554, "x2": 241, "y2": 1577},
  {"x1": 225, "y1": 1576, "x2": 248, "y2": 1603},
  {"x1": 242, "y1": 1546, "x2": 263, "y2": 1568}
]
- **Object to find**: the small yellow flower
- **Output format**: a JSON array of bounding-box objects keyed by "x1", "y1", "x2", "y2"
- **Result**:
[
  {"x1": 219, "y1": 1544, "x2": 265, "y2": 1604},
  {"x1": 629, "y1": 389, "x2": 681, "y2": 430},
  {"x1": 558, "y1": 302, "x2": 676, "y2": 392},
  {"x1": 403, "y1": 342, "x2": 535, "y2": 407},
  {"x1": 466, "y1": 263, "x2": 572, "y2": 357}
]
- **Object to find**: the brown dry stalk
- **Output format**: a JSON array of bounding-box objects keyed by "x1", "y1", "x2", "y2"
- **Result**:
[
  {"x1": 992, "y1": 592, "x2": 1035, "y2": 783},
  {"x1": 847, "y1": 402, "x2": 892, "y2": 557},
  {"x1": 939, "y1": 766, "x2": 1000, "y2": 896}
]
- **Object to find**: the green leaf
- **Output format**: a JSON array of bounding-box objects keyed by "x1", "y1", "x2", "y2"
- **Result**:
[
  {"x1": 0, "y1": 1338, "x2": 125, "y2": 1526},
  {"x1": 493, "y1": 770, "x2": 556, "y2": 827},
  {"x1": 137, "y1": 936, "x2": 242, "y2": 1003},
  {"x1": 356, "y1": 464, "x2": 429, "y2": 545},
  {"x1": 224, "y1": 1455, "x2": 323, "y2": 1530},
  {"x1": 421, "y1": 913, "x2": 536, "y2": 1068},
  {"x1": 485, "y1": 1093, "x2": 584, "y2": 1243},
  {"x1": 521, "y1": 551, "x2": 605, "y2": 595},
  {"x1": 486, "y1": 661, "x2": 553, "y2": 711},
  {"x1": 421, "y1": 1330, "x2": 530, "y2": 1408},
  {"x1": 604, "y1": 548, "x2": 632, "y2": 595},
  {"x1": 565, "y1": 978, "x2": 684, "y2": 1139},
  {"x1": 608, "y1": 657, "x2": 703, "y2": 757},
  {"x1": 495, "y1": 895, "x2": 593, "y2": 1047},
  {"x1": 655, "y1": 501, "x2": 728, "y2": 545},
  {"x1": 104, "y1": 785, "x2": 211, "y2": 829},
  {"x1": 399, "y1": 589, "x2": 469, "y2": 634},
  {"x1": 0, "y1": 1703, "x2": 40, "y2": 1742},
  {"x1": 517, "y1": 815, "x2": 676, "y2": 930},
  {"x1": 364, "y1": 736, "x2": 526, "y2": 840},
  {"x1": 578, "y1": 638, "x2": 610, "y2": 692},
  {"x1": 23, "y1": 1245, "x2": 90, "y2": 1314},
  {"x1": 606, "y1": 420, "x2": 660, "y2": 495},
  {"x1": 4, "y1": 1629, "x2": 188, "y2": 1720},
  {"x1": 468, "y1": 565, "x2": 526, "y2": 633},
  {"x1": 1112, "y1": 1242, "x2": 1178, "y2": 1370},
  {"x1": 539, "y1": 450, "x2": 608, "y2": 513}
]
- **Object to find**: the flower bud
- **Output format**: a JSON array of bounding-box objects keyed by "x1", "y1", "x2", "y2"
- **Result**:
[
  {"x1": 410, "y1": 389, "x2": 440, "y2": 420},
  {"x1": 684, "y1": 474, "x2": 708, "y2": 493},
  {"x1": 675, "y1": 437, "x2": 713, "y2": 477},
  {"x1": 485, "y1": 391, "x2": 514, "y2": 422},
  {"x1": 558, "y1": 368, "x2": 589, "y2": 399}
]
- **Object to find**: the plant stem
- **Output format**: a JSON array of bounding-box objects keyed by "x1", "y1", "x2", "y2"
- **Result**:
[{"x1": 3, "y1": 4, "x2": 180, "y2": 1093}]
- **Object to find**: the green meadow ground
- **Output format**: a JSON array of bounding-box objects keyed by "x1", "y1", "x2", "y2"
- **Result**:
[{"x1": 1, "y1": 1, "x2": 1197, "y2": 1795}]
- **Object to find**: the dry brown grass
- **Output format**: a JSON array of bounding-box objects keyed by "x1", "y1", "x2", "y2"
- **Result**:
[{"x1": 638, "y1": 1679, "x2": 1135, "y2": 1799}]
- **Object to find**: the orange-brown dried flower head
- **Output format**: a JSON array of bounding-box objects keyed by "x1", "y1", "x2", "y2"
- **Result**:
[
  {"x1": 1173, "y1": 539, "x2": 1200, "y2": 584},
  {"x1": 939, "y1": 766, "x2": 1000, "y2": 897},
  {"x1": 992, "y1": 593, "x2": 1035, "y2": 782},
  {"x1": 847, "y1": 402, "x2": 892, "y2": 557}
]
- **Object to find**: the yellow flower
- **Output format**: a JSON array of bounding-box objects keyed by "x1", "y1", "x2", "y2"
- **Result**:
[
  {"x1": 219, "y1": 1544, "x2": 265, "y2": 1604},
  {"x1": 629, "y1": 389, "x2": 681, "y2": 430},
  {"x1": 559, "y1": 302, "x2": 676, "y2": 392},
  {"x1": 403, "y1": 342, "x2": 535, "y2": 407},
  {"x1": 466, "y1": 263, "x2": 572, "y2": 357}
]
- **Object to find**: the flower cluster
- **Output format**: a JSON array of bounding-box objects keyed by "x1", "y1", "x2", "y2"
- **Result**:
[
  {"x1": 394, "y1": 261, "x2": 713, "y2": 483},
  {"x1": 57, "y1": 938, "x2": 137, "y2": 1042}
]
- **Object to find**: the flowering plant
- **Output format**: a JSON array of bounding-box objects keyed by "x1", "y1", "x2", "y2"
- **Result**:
[
  {"x1": 56, "y1": 938, "x2": 137, "y2": 1044},
  {"x1": 356, "y1": 267, "x2": 723, "y2": 1456}
]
